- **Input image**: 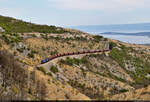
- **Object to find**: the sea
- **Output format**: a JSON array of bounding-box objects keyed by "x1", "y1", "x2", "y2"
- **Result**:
[{"x1": 89, "y1": 30, "x2": 150, "y2": 45}]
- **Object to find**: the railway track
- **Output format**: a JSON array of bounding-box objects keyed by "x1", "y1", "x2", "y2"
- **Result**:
[
  {"x1": 40, "y1": 42, "x2": 113, "y2": 64},
  {"x1": 41, "y1": 48, "x2": 111, "y2": 64}
]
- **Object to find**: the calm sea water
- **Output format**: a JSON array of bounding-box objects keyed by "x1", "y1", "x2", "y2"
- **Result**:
[{"x1": 99, "y1": 34, "x2": 150, "y2": 44}]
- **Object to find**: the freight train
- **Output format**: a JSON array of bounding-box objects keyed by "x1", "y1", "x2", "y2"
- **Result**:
[{"x1": 41, "y1": 43, "x2": 113, "y2": 64}]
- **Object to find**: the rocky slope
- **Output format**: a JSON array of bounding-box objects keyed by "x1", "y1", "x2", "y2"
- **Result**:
[{"x1": 0, "y1": 15, "x2": 150, "y2": 100}]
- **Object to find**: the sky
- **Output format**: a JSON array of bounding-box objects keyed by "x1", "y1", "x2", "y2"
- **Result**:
[{"x1": 0, "y1": 0, "x2": 150, "y2": 27}]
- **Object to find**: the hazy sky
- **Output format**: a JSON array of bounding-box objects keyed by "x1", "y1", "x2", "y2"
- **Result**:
[{"x1": 0, "y1": 0, "x2": 150, "y2": 27}]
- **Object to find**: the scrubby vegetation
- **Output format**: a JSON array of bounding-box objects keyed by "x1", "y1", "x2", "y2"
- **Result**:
[
  {"x1": 0, "y1": 15, "x2": 69, "y2": 33},
  {"x1": 60, "y1": 57, "x2": 88, "y2": 66},
  {"x1": 50, "y1": 50, "x2": 58, "y2": 55},
  {"x1": 109, "y1": 47, "x2": 127, "y2": 68},
  {"x1": 1, "y1": 32, "x2": 23, "y2": 44},
  {"x1": 109, "y1": 45, "x2": 150, "y2": 86},
  {"x1": 1, "y1": 15, "x2": 150, "y2": 100},
  {"x1": 119, "y1": 89, "x2": 128, "y2": 93},
  {"x1": 109, "y1": 42, "x2": 117, "y2": 48},
  {"x1": 39, "y1": 67, "x2": 46, "y2": 74},
  {"x1": 93, "y1": 35, "x2": 103, "y2": 42},
  {"x1": 0, "y1": 50, "x2": 49, "y2": 100},
  {"x1": 27, "y1": 52, "x2": 34, "y2": 58},
  {"x1": 47, "y1": 72, "x2": 52, "y2": 76},
  {"x1": 0, "y1": 51, "x2": 31, "y2": 99},
  {"x1": 50, "y1": 65, "x2": 58, "y2": 73}
]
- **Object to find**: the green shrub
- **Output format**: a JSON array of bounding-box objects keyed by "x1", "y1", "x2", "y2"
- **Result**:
[
  {"x1": 13, "y1": 51, "x2": 17, "y2": 55},
  {"x1": 50, "y1": 65, "x2": 58, "y2": 73},
  {"x1": 28, "y1": 53, "x2": 34, "y2": 58},
  {"x1": 43, "y1": 34, "x2": 49, "y2": 40},
  {"x1": 93, "y1": 35, "x2": 103, "y2": 42},
  {"x1": 88, "y1": 44, "x2": 93, "y2": 49},
  {"x1": 65, "y1": 57, "x2": 74, "y2": 66},
  {"x1": 31, "y1": 50, "x2": 39, "y2": 54},
  {"x1": 17, "y1": 48, "x2": 24, "y2": 53},
  {"x1": 119, "y1": 89, "x2": 128, "y2": 93},
  {"x1": 47, "y1": 72, "x2": 52, "y2": 76},
  {"x1": 109, "y1": 42, "x2": 117, "y2": 48},
  {"x1": 72, "y1": 44, "x2": 76, "y2": 48},
  {"x1": 104, "y1": 38, "x2": 108, "y2": 41},
  {"x1": 31, "y1": 34, "x2": 37, "y2": 37},
  {"x1": 28, "y1": 88, "x2": 32, "y2": 94},
  {"x1": 39, "y1": 67, "x2": 46, "y2": 74}
]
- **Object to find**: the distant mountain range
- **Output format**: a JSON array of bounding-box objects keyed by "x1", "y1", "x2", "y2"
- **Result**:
[{"x1": 70, "y1": 23, "x2": 150, "y2": 33}]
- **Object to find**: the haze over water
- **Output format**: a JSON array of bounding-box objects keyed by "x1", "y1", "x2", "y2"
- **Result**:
[
  {"x1": 99, "y1": 34, "x2": 150, "y2": 44},
  {"x1": 71, "y1": 24, "x2": 150, "y2": 45},
  {"x1": 86, "y1": 30, "x2": 150, "y2": 45}
]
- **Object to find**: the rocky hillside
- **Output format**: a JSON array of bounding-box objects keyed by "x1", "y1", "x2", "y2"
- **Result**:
[{"x1": 0, "y1": 15, "x2": 150, "y2": 100}]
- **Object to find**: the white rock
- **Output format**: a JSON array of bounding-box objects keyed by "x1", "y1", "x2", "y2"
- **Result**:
[
  {"x1": 0, "y1": 27, "x2": 5, "y2": 32},
  {"x1": 146, "y1": 74, "x2": 150, "y2": 78}
]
